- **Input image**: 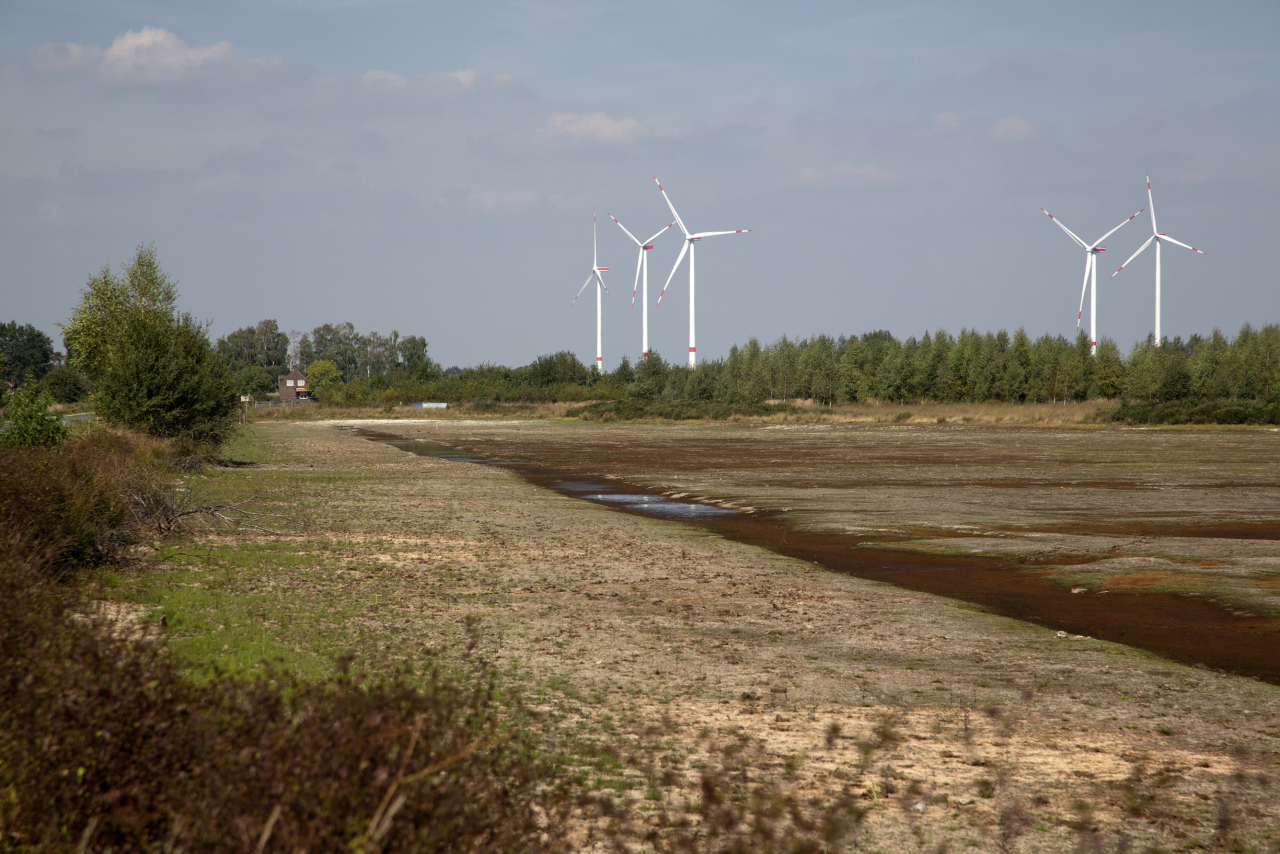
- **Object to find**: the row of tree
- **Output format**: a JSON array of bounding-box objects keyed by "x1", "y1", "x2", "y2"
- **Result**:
[
  {"x1": 214, "y1": 321, "x2": 439, "y2": 397},
  {"x1": 276, "y1": 323, "x2": 1278, "y2": 409}
]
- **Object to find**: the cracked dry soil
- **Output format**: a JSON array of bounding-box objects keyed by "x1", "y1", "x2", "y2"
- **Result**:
[{"x1": 191, "y1": 420, "x2": 1280, "y2": 851}]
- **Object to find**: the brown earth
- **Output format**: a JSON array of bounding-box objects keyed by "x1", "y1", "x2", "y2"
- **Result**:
[{"x1": 136, "y1": 420, "x2": 1280, "y2": 852}]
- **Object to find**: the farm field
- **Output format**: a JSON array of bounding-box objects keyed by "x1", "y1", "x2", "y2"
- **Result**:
[{"x1": 111, "y1": 419, "x2": 1280, "y2": 851}]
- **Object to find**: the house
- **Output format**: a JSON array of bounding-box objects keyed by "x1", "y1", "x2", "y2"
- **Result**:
[{"x1": 277, "y1": 367, "x2": 311, "y2": 402}]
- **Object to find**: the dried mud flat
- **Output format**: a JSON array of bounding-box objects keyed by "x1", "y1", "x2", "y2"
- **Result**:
[{"x1": 184, "y1": 420, "x2": 1280, "y2": 851}]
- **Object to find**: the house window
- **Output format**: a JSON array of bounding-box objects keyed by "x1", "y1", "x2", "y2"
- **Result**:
[
  {"x1": 297, "y1": 380, "x2": 306, "y2": 387},
  {"x1": 287, "y1": 380, "x2": 295, "y2": 387}
]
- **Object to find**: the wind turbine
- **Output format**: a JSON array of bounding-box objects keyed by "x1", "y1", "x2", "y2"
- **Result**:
[
  {"x1": 1040, "y1": 203, "x2": 1144, "y2": 355},
  {"x1": 608, "y1": 213, "x2": 674, "y2": 360},
  {"x1": 1108, "y1": 173, "x2": 1207, "y2": 346},
  {"x1": 652, "y1": 175, "x2": 751, "y2": 367},
  {"x1": 571, "y1": 210, "x2": 609, "y2": 372}
]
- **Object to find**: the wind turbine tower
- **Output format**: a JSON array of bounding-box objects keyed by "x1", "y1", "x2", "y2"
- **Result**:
[
  {"x1": 653, "y1": 175, "x2": 751, "y2": 367},
  {"x1": 608, "y1": 213, "x2": 674, "y2": 359},
  {"x1": 1108, "y1": 173, "x2": 1207, "y2": 346},
  {"x1": 1040, "y1": 204, "x2": 1144, "y2": 355},
  {"x1": 571, "y1": 210, "x2": 609, "y2": 372}
]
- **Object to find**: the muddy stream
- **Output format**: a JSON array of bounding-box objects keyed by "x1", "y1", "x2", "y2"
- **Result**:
[{"x1": 365, "y1": 432, "x2": 1280, "y2": 684}]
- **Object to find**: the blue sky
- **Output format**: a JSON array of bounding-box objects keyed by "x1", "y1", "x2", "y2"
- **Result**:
[{"x1": 2, "y1": 1, "x2": 1277, "y2": 369}]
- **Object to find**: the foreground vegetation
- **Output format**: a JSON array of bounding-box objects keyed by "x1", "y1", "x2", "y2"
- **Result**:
[{"x1": 0, "y1": 428, "x2": 564, "y2": 851}]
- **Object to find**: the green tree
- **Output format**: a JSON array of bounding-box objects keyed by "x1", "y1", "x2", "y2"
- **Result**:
[
  {"x1": 1092, "y1": 338, "x2": 1125, "y2": 399},
  {"x1": 0, "y1": 322, "x2": 56, "y2": 385},
  {"x1": 306, "y1": 359, "x2": 343, "y2": 397},
  {"x1": 62, "y1": 243, "x2": 178, "y2": 383},
  {"x1": 65, "y1": 246, "x2": 237, "y2": 448},
  {"x1": 233, "y1": 365, "x2": 275, "y2": 398},
  {"x1": 629, "y1": 351, "x2": 669, "y2": 401}
]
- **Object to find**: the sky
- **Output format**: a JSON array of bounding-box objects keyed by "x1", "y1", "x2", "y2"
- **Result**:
[{"x1": 2, "y1": 0, "x2": 1277, "y2": 370}]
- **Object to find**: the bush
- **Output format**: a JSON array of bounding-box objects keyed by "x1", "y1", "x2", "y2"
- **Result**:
[
  {"x1": 0, "y1": 428, "x2": 172, "y2": 570},
  {"x1": 1098, "y1": 399, "x2": 1280, "y2": 426},
  {"x1": 38, "y1": 364, "x2": 92, "y2": 403},
  {"x1": 94, "y1": 311, "x2": 238, "y2": 449},
  {"x1": 0, "y1": 386, "x2": 69, "y2": 449}
]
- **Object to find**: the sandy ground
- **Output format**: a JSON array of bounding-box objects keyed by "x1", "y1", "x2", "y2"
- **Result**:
[{"x1": 153, "y1": 420, "x2": 1280, "y2": 852}]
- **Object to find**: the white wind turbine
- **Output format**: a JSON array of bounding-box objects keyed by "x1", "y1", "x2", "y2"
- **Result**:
[
  {"x1": 570, "y1": 210, "x2": 609, "y2": 372},
  {"x1": 1108, "y1": 173, "x2": 1207, "y2": 346},
  {"x1": 1040, "y1": 203, "x2": 1144, "y2": 355},
  {"x1": 607, "y1": 213, "x2": 674, "y2": 360},
  {"x1": 652, "y1": 174, "x2": 751, "y2": 367}
]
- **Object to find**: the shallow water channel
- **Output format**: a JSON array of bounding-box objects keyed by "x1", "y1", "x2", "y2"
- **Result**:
[{"x1": 371, "y1": 434, "x2": 1280, "y2": 684}]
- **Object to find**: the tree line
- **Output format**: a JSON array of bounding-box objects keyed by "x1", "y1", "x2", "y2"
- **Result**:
[{"x1": 237, "y1": 323, "x2": 1278, "y2": 410}]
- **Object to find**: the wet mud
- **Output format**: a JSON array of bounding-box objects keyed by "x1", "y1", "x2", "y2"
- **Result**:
[{"x1": 361, "y1": 429, "x2": 1280, "y2": 684}]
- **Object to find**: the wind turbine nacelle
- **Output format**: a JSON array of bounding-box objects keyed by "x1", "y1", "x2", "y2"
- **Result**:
[
  {"x1": 643, "y1": 245, "x2": 654, "y2": 250},
  {"x1": 692, "y1": 237, "x2": 702, "y2": 241},
  {"x1": 597, "y1": 267, "x2": 609, "y2": 271}
]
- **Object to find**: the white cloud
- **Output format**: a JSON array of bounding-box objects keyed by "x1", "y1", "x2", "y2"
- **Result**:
[
  {"x1": 541, "y1": 111, "x2": 645, "y2": 144},
  {"x1": 793, "y1": 162, "x2": 894, "y2": 187},
  {"x1": 990, "y1": 114, "x2": 1037, "y2": 143},
  {"x1": 99, "y1": 27, "x2": 236, "y2": 83}
]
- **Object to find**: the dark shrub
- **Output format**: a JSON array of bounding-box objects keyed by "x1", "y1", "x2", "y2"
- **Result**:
[
  {"x1": 38, "y1": 364, "x2": 92, "y2": 403},
  {"x1": 0, "y1": 541, "x2": 566, "y2": 853},
  {"x1": 94, "y1": 310, "x2": 238, "y2": 449}
]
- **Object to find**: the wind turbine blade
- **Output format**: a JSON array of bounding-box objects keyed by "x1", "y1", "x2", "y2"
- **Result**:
[
  {"x1": 1157, "y1": 234, "x2": 1206, "y2": 255},
  {"x1": 631, "y1": 248, "x2": 644, "y2": 308},
  {"x1": 609, "y1": 213, "x2": 642, "y2": 247},
  {"x1": 654, "y1": 175, "x2": 689, "y2": 237},
  {"x1": 596, "y1": 270, "x2": 609, "y2": 293},
  {"x1": 1147, "y1": 172, "x2": 1158, "y2": 234},
  {"x1": 593, "y1": 208, "x2": 598, "y2": 267},
  {"x1": 571, "y1": 272, "x2": 593, "y2": 306},
  {"x1": 1041, "y1": 208, "x2": 1088, "y2": 250},
  {"x1": 1092, "y1": 208, "x2": 1145, "y2": 248},
  {"x1": 689, "y1": 229, "x2": 752, "y2": 239},
  {"x1": 1108, "y1": 235, "x2": 1155, "y2": 280},
  {"x1": 1076, "y1": 255, "x2": 1091, "y2": 332},
  {"x1": 645, "y1": 222, "x2": 676, "y2": 244},
  {"x1": 655, "y1": 240, "x2": 690, "y2": 306}
]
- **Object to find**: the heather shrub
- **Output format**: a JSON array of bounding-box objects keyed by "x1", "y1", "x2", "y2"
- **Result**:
[
  {"x1": 0, "y1": 542, "x2": 567, "y2": 852},
  {"x1": 0, "y1": 428, "x2": 172, "y2": 571}
]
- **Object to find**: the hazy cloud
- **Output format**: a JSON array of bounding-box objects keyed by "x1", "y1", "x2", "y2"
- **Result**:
[
  {"x1": 28, "y1": 42, "x2": 103, "y2": 73},
  {"x1": 541, "y1": 112, "x2": 645, "y2": 144},
  {"x1": 990, "y1": 114, "x2": 1037, "y2": 143}
]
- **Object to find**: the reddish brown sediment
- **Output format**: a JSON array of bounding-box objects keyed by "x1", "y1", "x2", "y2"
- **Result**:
[{"x1": 354, "y1": 421, "x2": 1280, "y2": 683}]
